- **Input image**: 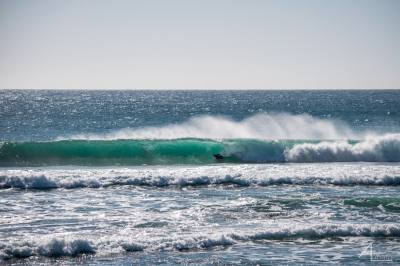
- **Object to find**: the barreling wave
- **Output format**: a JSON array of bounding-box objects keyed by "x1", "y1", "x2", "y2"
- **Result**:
[
  {"x1": 1, "y1": 223, "x2": 400, "y2": 260},
  {"x1": 1, "y1": 134, "x2": 400, "y2": 166},
  {"x1": 0, "y1": 139, "x2": 224, "y2": 166}
]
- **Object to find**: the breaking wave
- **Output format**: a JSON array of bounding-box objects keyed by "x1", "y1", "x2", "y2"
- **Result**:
[
  {"x1": 1, "y1": 164, "x2": 400, "y2": 189},
  {"x1": 1, "y1": 113, "x2": 398, "y2": 166},
  {"x1": 286, "y1": 133, "x2": 400, "y2": 162},
  {"x1": 1, "y1": 223, "x2": 399, "y2": 260},
  {"x1": 1, "y1": 134, "x2": 399, "y2": 166}
]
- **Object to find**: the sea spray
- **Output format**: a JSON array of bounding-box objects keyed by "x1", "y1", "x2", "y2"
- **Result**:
[{"x1": 63, "y1": 113, "x2": 359, "y2": 141}]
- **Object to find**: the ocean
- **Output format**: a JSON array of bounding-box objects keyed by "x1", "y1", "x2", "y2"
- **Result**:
[{"x1": 0, "y1": 90, "x2": 400, "y2": 265}]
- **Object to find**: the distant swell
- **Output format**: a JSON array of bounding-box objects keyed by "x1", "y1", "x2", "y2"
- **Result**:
[
  {"x1": 1, "y1": 134, "x2": 400, "y2": 166},
  {"x1": 1, "y1": 223, "x2": 399, "y2": 260}
]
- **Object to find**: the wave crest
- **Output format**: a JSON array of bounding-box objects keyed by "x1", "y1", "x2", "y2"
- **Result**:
[
  {"x1": 2, "y1": 223, "x2": 399, "y2": 260},
  {"x1": 1, "y1": 164, "x2": 400, "y2": 190}
]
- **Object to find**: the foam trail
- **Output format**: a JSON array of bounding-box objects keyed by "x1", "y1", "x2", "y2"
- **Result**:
[{"x1": 64, "y1": 113, "x2": 359, "y2": 140}]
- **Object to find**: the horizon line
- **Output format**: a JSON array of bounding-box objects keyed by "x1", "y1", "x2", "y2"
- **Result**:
[{"x1": 1, "y1": 88, "x2": 400, "y2": 91}]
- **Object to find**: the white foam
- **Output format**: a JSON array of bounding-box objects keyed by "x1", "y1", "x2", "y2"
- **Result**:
[
  {"x1": 0, "y1": 238, "x2": 95, "y2": 260},
  {"x1": 37, "y1": 238, "x2": 96, "y2": 257},
  {"x1": 230, "y1": 223, "x2": 400, "y2": 240},
  {"x1": 1, "y1": 223, "x2": 399, "y2": 260},
  {"x1": 160, "y1": 235, "x2": 235, "y2": 251},
  {"x1": 286, "y1": 134, "x2": 400, "y2": 162},
  {"x1": 63, "y1": 113, "x2": 359, "y2": 140},
  {"x1": 0, "y1": 175, "x2": 58, "y2": 189},
  {"x1": 1, "y1": 164, "x2": 400, "y2": 189}
]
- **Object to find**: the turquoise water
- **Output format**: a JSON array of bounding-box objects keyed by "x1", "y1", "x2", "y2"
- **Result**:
[
  {"x1": 1, "y1": 90, "x2": 400, "y2": 265},
  {"x1": 1, "y1": 137, "x2": 400, "y2": 166}
]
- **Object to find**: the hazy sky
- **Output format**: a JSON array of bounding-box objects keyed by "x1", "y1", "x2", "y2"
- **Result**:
[{"x1": 1, "y1": 0, "x2": 399, "y2": 89}]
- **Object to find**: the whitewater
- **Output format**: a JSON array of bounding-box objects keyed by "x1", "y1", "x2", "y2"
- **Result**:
[{"x1": 1, "y1": 90, "x2": 400, "y2": 264}]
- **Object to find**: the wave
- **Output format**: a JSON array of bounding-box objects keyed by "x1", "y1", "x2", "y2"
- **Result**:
[
  {"x1": 0, "y1": 139, "x2": 225, "y2": 166},
  {"x1": 63, "y1": 113, "x2": 358, "y2": 140},
  {"x1": 1, "y1": 164, "x2": 400, "y2": 189},
  {"x1": 1, "y1": 134, "x2": 400, "y2": 166},
  {"x1": 286, "y1": 133, "x2": 400, "y2": 162},
  {"x1": 1, "y1": 223, "x2": 399, "y2": 260}
]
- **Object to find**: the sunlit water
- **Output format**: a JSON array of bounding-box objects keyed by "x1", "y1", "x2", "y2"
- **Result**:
[{"x1": 1, "y1": 90, "x2": 400, "y2": 265}]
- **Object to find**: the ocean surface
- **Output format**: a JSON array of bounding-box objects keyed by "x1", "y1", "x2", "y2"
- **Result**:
[{"x1": 1, "y1": 90, "x2": 400, "y2": 265}]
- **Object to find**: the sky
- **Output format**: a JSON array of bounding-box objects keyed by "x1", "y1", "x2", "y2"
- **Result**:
[{"x1": 0, "y1": 0, "x2": 399, "y2": 90}]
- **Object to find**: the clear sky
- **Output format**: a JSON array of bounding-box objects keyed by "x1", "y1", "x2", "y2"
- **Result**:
[{"x1": 0, "y1": 0, "x2": 399, "y2": 90}]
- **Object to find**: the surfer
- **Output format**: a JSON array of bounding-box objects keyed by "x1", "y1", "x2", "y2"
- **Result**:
[{"x1": 213, "y1": 154, "x2": 224, "y2": 160}]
